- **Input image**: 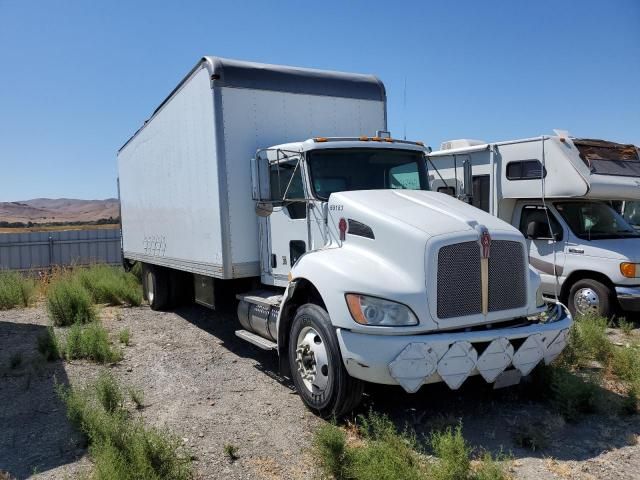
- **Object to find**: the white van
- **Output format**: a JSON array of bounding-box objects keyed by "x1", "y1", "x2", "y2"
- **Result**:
[{"x1": 428, "y1": 131, "x2": 640, "y2": 318}]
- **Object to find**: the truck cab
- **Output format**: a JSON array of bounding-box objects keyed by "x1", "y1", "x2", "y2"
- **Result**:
[{"x1": 242, "y1": 135, "x2": 571, "y2": 416}]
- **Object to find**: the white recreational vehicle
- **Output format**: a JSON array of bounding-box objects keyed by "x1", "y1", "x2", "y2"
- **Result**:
[
  {"x1": 118, "y1": 57, "x2": 571, "y2": 417},
  {"x1": 428, "y1": 131, "x2": 640, "y2": 318}
]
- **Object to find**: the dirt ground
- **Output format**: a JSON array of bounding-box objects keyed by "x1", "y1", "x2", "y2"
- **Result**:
[{"x1": 1, "y1": 304, "x2": 639, "y2": 480}]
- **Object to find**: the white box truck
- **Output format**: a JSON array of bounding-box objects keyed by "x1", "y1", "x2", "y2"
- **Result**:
[
  {"x1": 428, "y1": 131, "x2": 640, "y2": 318},
  {"x1": 118, "y1": 57, "x2": 571, "y2": 417}
]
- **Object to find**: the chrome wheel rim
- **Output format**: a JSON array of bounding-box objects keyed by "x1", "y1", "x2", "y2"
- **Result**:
[
  {"x1": 146, "y1": 271, "x2": 155, "y2": 304},
  {"x1": 295, "y1": 326, "x2": 329, "y2": 394},
  {"x1": 574, "y1": 287, "x2": 599, "y2": 315}
]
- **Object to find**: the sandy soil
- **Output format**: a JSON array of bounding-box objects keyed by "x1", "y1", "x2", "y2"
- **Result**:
[{"x1": 1, "y1": 304, "x2": 639, "y2": 479}]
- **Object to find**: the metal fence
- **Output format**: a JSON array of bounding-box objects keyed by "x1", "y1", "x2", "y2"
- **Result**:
[{"x1": 0, "y1": 228, "x2": 122, "y2": 271}]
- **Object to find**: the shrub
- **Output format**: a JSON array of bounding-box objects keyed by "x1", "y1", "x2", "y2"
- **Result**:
[
  {"x1": 76, "y1": 265, "x2": 142, "y2": 307},
  {"x1": 224, "y1": 444, "x2": 239, "y2": 462},
  {"x1": 37, "y1": 327, "x2": 61, "y2": 361},
  {"x1": 473, "y1": 452, "x2": 510, "y2": 480},
  {"x1": 620, "y1": 388, "x2": 638, "y2": 416},
  {"x1": 119, "y1": 328, "x2": 131, "y2": 346},
  {"x1": 46, "y1": 277, "x2": 96, "y2": 326},
  {"x1": 618, "y1": 318, "x2": 635, "y2": 336},
  {"x1": 314, "y1": 423, "x2": 350, "y2": 480},
  {"x1": 129, "y1": 387, "x2": 144, "y2": 410},
  {"x1": 0, "y1": 271, "x2": 37, "y2": 309},
  {"x1": 561, "y1": 314, "x2": 612, "y2": 368},
  {"x1": 63, "y1": 322, "x2": 122, "y2": 363},
  {"x1": 314, "y1": 412, "x2": 425, "y2": 480},
  {"x1": 549, "y1": 367, "x2": 599, "y2": 422},
  {"x1": 611, "y1": 346, "x2": 640, "y2": 385},
  {"x1": 57, "y1": 377, "x2": 191, "y2": 480},
  {"x1": 429, "y1": 425, "x2": 471, "y2": 480},
  {"x1": 96, "y1": 372, "x2": 123, "y2": 413}
]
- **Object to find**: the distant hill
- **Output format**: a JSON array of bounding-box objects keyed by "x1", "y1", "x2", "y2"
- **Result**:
[{"x1": 0, "y1": 198, "x2": 119, "y2": 224}]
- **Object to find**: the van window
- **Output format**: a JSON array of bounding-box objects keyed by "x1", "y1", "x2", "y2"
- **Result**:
[
  {"x1": 472, "y1": 175, "x2": 490, "y2": 212},
  {"x1": 519, "y1": 205, "x2": 563, "y2": 240},
  {"x1": 506, "y1": 160, "x2": 546, "y2": 180}
]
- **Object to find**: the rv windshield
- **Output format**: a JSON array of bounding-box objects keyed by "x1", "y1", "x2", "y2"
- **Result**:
[
  {"x1": 306, "y1": 148, "x2": 429, "y2": 200},
  {"x1": 622, "y1": 201, "x2": 640, "y2": 229},
  {"x1": 554, "y1": 201, "x2": 640, "y2": 240}
]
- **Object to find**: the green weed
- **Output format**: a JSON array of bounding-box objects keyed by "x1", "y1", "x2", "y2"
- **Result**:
[
  {"x1": 37, "y1": 327, "x2": 61, "y2": 361},
  {"x1": 561, "y1": 314, "x2": 612, "y2": 368},
  {"x1": 63, "y1": 322, "x2": 122, "y2": 363},
  {"x1": 118, "y1": 328, "x2": 130, "y2": 346},
  {"x1": 618, "y1": 318, "x2": 635, "y2": 336},
  {"x1": 223, "y1": 444, "x2": 239, "y2": 462},
  {"x1": 0, "y1": 271, "x2": 37, "y2": 309},
  {"x1": 57, "y1": 376, "x2": 191, "y2": 480},
  {"x1": 76, "y1": 265, "x2": 142, "y2": 307},
  {"x1": 129, "y1": 387, "x2": 144, "y2": 410},
  {"x1": 46, "y1": 276, "x2": 96, "y2": 326}
]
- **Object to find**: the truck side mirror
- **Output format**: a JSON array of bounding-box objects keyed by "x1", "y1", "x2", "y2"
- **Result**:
[
  {"x1": 463, "y1": 159, "x2": 473, "y2": 200},
  {"x1": 255, "y1": 201, "x2": 274, "y2": 217}
]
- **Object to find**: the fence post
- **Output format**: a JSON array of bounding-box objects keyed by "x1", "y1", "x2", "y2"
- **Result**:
[{"x1": 48, "y1": 234, "x2": 54, "y2": 271}]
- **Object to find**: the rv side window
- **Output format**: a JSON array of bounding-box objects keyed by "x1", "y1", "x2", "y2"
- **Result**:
[
  {"x1": 437, "y1": 186, "x2": 456, "y2": 196},
  {"x1": 506, "y1": 160, "x2": 546, "y2": 180},
  {"x1": 472, "y1": 175, "x2": 490, "y2": 212},
  {"x1": 519, "y1": 205, "x2": 563, "y2": 240}
]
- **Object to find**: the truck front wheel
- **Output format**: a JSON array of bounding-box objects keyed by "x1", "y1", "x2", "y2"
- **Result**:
[{"x1": 288, "y1": 304, "x2": 363, "y2": 418}]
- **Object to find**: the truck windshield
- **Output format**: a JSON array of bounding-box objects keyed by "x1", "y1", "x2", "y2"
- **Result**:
[
  {"x1": 554, "y1": 201, "x2": 640, "y2": 240},
  {"x1": 307, "y1": 148, "x2": 429, "y2": 200}
]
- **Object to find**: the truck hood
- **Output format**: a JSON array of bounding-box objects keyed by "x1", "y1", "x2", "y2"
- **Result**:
[{"x1": 329, "y1": 190, "x2": 519, "y2": 238}]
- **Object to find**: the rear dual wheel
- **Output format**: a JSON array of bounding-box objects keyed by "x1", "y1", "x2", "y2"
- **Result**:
[
  {"x1": 142, "y1": 264, "x2": 193, "y2": 311},
  {"x1": 288, "y1": 303, "x2": 363, "y2": 418}
]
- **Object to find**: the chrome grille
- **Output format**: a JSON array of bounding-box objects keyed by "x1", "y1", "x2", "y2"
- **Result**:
[
  {"x1": 437, "y1": 242, "x2": 482, "y2": 318},
  {"x1": 437, "y1": 240, "x2": 526, "y2": 319},
  {"x1": 488, "y1": 241, "x2": 527, "y2": 312}
]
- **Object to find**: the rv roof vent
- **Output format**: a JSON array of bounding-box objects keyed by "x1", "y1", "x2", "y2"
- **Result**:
[{"x1": 440, "y1": 139, "x2": 486, "y2": 151}]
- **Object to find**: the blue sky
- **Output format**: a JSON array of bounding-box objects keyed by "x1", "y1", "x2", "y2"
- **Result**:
[{"x1": 1, "y1": 0, "x2": 638, "y2": 201}]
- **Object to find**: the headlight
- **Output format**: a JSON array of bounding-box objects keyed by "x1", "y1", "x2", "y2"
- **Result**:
[
  {"x1": 620, "y1": 262, "x2": 639, "y2": 278},
  {"x1": 536, "y1": 287, "x2": 545, "y2": 308},
  {"x1": 345, "y1": 294, "x2": 418, "y2": 326}
]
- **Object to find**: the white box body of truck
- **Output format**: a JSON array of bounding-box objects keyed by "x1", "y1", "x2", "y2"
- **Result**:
[{"x1": 118, "y1": 57, "x2": 386, "y2": 279}]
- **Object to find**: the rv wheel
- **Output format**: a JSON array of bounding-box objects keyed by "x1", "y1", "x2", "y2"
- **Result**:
[
  {"x1": 288, "y1": 304, "x2": 363, "y2": 418},
  {"x1": 568, "y1": 279, "x2": 611, "y2": 318}
]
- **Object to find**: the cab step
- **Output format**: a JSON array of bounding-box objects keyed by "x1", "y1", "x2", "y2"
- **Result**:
[{"x1": 235, "y1": 329, "x2": 277, "y2": 351}]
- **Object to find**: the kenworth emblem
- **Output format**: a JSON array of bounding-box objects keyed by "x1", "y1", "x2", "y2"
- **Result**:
[{"x1": 479, "y1": 227, "x2": 491, "y2": 258}]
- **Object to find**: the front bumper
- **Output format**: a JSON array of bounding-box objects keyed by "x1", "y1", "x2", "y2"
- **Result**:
[
  {"x1": 615, "y1": 286, "x2": 640, "y2": 312},
  {"x1": 337, "y1": 304, "x2": 572, "y2": 393}
]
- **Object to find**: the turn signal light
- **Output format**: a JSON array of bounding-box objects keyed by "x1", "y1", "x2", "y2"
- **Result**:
[
  {"x1": 359, "y1": 136, "x2": 369, "y2": 141},
  {"x1": 314, "y1": 137, "x2": 328, "y2": 142},
  {"x1": 620, "y1": 262, "x2": 639, "y2": 278}
]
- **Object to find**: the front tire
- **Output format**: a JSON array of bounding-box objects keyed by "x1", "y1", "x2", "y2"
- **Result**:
[
  {"x1": 288, "y1": 303, "x2": 363, "y2": 418},
  {"x1": 568, "y1": 278, "x2": 612, "y2": 317}
]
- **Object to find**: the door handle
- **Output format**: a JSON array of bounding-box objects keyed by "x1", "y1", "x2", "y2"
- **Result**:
[{"x1": 568, "y1": 247, "x2": 584, "y2": 254}]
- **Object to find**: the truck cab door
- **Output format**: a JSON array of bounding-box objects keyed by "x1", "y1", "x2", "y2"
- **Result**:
[
  {"x1": 515, "y1": 203, "x2": 566, "y2": 297},
  {"x1": 263, "y1": 156, "x2": 309, "y2": 286}
]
